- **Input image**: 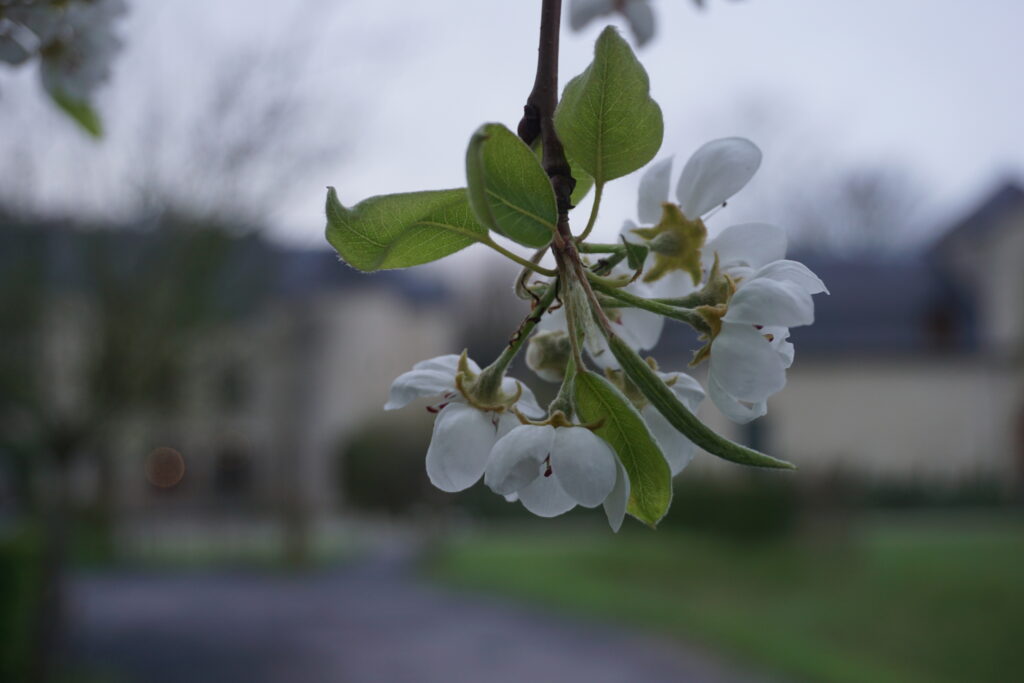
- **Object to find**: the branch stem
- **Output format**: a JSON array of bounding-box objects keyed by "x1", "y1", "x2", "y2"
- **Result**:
[{"x1": 586, "y1": 272, "x2": 710, "y2": 333}]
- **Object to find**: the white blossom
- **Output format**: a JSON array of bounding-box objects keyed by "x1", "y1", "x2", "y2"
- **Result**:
[
  {"x1": 569, "y1": 0, "x2": 655, "y2": 46},
  {"x1": 532, "y1": 268, "x2": 664, "y2": 373},
  {"x1": 706, "y1": 257, "x2": 828, "y2": 423},
  {"x1": 642, "y1": 371, "x2": 705, "y2": 474},
  {"x1": 385, "y1": 354, "x2": 542, "y2": 492},
  {"x1": 485, "y1": 424, "x2": 618, "y2": 519},
  {"x1": 2, "y1": 0, "x2": 127, "y2": 103},
  {"x1": 622, "y1": 137, "x2": 763, "y2": 295}
]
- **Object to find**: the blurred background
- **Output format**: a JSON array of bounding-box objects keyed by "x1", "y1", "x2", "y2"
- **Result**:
[{"x1": 1, "y1": 1, "x2": 1022, "y2": 682}]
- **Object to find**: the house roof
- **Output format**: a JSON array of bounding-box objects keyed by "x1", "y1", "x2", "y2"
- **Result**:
[
  {"x1": 930, "y1": 182, "x2": 1024, "y2": 257},
  {"x1": 654, "y1": 251, "x2": 976, "y2": 362},
  {"x1": 0, "y1": 221, "x2": 450, "y2": 317}
]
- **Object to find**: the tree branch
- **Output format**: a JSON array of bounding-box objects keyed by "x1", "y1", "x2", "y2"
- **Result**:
[{"x1": 518, "y1": 0, "x2": 575, "y2": 216}]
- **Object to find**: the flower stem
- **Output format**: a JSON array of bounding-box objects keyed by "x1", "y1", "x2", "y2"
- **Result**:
[
  {"x1": 586, "y1": 272, "x2": 710, "y2": 333},
  {"x1": 481, "y1": 236, "x2": 557, "y2": 276},
  {"x1": 577, "y1": 243, "x2": 623, "y2": 254},
  {"x1": 575, "y1": 182, "x2": 604, "y2": 243},
  {"x1": 547, "y1": 353, "x2": 577, "y2": 417},
  {"x1": 476, "y1": 280, "x2": 559, "y2": 399}
]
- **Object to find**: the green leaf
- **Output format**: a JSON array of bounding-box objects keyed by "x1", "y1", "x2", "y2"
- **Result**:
[
  {"x1": 569, "y1": 157, "x2": 595, "y2": 207},
  {"x1": 575, "y1": 370, "x2": 672, "y2": 527},
  {"x1": 555, "y1": 26, "x2": 663, "y2": 184},
  {"x1": 50, "y1": 91, "x2": 102, "y2": 137},
  {"x1": 325, "y1": 187, "x2": 486, "y2": 271},
  {"x1": 466, "y1": 123, "x2": 556, "y2": 248},
  {"x1": 607, "y1": 334, "x2": 796, "y2": 469},
  {"x1": 623, "y1": 239, "x2": 649, "y2": 272}
]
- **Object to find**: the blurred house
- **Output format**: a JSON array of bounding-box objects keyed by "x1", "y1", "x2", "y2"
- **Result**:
[
  {"x1": 0, "y1": 221, "x2": 455, "y2": 523},
  {"x1": 683, "y1": 182, "x2": 1024, "y2": 489}
]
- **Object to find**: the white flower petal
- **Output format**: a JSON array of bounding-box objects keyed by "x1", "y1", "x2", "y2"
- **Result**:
[
  {"x1": 710, "y1": 323, "x2": 786, "y2": 403},
  {"x1": 708, "y1": 374, "x2": 767, "y2": 424},
  {"x1": 569, "y1": 0, "x2": 616, "y2": 29},
  {"x1": 501, "y1": 377, "x2": 544, "y2": 418},
  {"x1": 603, "y1": 459, "x2": 630, "y2": 532},
  {"x1": 620, "y1": 218, "x2": 643, "y2": 245},
  {"x1": 384, "y1": 369, "x2": 457, "y2": 410},
  {"x1": 658, "y1": 371, "x2": 705, "y2": 408},
  {"x1": 495, "y1": 411, "x2": 524, "y2": 440},
  {"x1": 762, "y1": 326, "x2": 795, "y2": 368},
  {"x1": 642, "y1": 404, "x2": 697, "y2": 476},
  {"x1": 676, "y1": 138, "x2": 762, "y2": 219},
  {"x1": 751, "y1": 259, "x2": 829, "y2": 295},
  {"x1": 425, "y1": 404, "x2": 503, "y2": 492},
  {"x1": 536, "y1": 304, "x2": 567, "y2": 333},
  {"x1": 703, "y1": 223, "x2": 787, "y2": 274},
  {"x1": 637, "y1": 157, "x2": 673, "y2": 224},
  {"x1": 551, "y1": 428, "x2": 617, "y2": 508},
  {"x1": 724, "y1": 278, "x2": 815, "y2": 328},
  {"x1": 646, "y1": 269, "x2": 698, "y2": 299},
  {"x1": 616, "y1": 307, "x2": 665, "y2": 353},
  {"x1": 412, "y1": 354, "x2": 470, "y2": 373},
  {"x1": 518, "y1": 472, "x2": 577, "y2": 518},
  {"x1": 485, "y1": 424, "x2": 554, "y2": 496},
  {"x1": 623, "y1": 0, "x2": 655, "y2": 46}
]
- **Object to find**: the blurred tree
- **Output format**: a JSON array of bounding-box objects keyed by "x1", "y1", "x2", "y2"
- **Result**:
[
  {"x1": 783, "y1": 165, "x2": 925, "y2": 257},
  {"x1": 0, "y1": 4, "x2": 355, "y2": 674}
]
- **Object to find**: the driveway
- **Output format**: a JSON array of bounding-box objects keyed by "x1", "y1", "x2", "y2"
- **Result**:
[{"x1": 66, "y1": 549, "x2": 765, "y2": 683}]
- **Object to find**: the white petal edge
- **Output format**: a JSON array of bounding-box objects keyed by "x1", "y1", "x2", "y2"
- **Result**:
[
  {"x1": 676, "y1": 137, "x2": 762, "y2": 219},
  {"x1": 623, "y1": 0, "x2": 655, "y2": 46},
  {"x1": 642, "y1": 405, "x2": 698, "y2": 476},
  {"x1": 501, "y1": 376, "x2": 544, "y2": 418},
  {"x1": 751, "y1": 259, "x2": 829, "y2": 295},
  {"x1": 637, "y1": 157, "x2": 673, "y2": 224},
  {"x1": 724, "y1": 277, "x2": 815, "y2": 328},
  {"x1": 518, "y1": 471, "x2": 577, "y2": 518},
  {"x1": 658, "y1": 371, "x2": 705, "y2": 409},
  {"x1": 425, "y1": 404, "x2": 502, "y2": 492},
  {"x1": 603, "y1": 459, "x2": 630, "y2": 532},
  {"x1": 703, "y1": 222, "x2": 787, "y2": 275},
  {"x1": 384, "y1": 368, "x2": 457, "y2": 411},
  {"x1": 569, "y1": 0, "x2": 616, "y2": 29},
  {"x1": 709, "y1": 322, "x2": 787, "y2": 403},
  {"x1": 551, "y1": 428, "x2": 617, "y2": 508},
  {"x1": 708, "y1": 374, "x2": 767, "y2": 424},
  {"x1": 484, "y1": 424, "x2": 554, "y2": 496}
]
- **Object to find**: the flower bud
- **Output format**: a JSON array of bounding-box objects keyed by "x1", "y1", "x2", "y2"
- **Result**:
[{"x1": 526, "y1": 330, "x2": 572, "y2": 383}]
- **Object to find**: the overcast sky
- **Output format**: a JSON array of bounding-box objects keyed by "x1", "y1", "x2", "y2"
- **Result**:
[{"x1": 2, "y1": 0, "x2": 1022, "y2": 252}]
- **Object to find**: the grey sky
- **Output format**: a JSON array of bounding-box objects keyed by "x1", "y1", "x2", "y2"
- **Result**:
[{"x1": 3, "y1": 0, "x2": 1022, "y2": 251}]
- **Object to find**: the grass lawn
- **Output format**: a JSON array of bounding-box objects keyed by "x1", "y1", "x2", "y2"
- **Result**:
[{"x1": 430, "y1": 513, "x2": 1024, "y2": 683}]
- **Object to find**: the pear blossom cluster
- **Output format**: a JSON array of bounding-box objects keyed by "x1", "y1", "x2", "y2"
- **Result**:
[
  {"x1": 0, "y1": 0, "x2": 126, "y2": 127},
  {"x1": 386, "y1": 137, "x2": 827, "y2": 530}
]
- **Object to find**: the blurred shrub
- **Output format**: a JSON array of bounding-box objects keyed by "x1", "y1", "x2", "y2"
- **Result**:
[
  {"x1": 861, "y1": 478, "x2": 1009, "y2": 509},
  {"x1": 663, "y1": 473, "x2": 801, "y2": 540},
  {"x1": 337, "y1": 416, "x2": 436, "y2": 514},
  {"x1": 0, "y1": 526, "x2": 41, "y2": 682}
]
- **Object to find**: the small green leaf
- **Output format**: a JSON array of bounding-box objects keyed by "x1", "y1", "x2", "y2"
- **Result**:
[
  {"x1": 555, "y1": 26, "x2": 663, "y2": 184},
  {"x1": 623, "y1": 239, "x2": 649, "y2": 272},
  {"x1": 607, "y1": 335, "x2": 796, "y2": 469},
  {"x1": 575, "y1": 370, "x2": 672, "y2": 527},
  {"x1": 50, "y1": 91, "x2": 102, "y2": 137},
  {"x1": 466, "y1": 123, "x2": 556, "y2": 248},
  {"x1": 325, "y1": 187, "x2": 485, "y2": 271}
]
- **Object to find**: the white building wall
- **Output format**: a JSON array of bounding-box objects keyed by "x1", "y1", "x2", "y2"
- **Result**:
[{"x1": 693, "y1": 357, "x2": 1018, "y2": 485}]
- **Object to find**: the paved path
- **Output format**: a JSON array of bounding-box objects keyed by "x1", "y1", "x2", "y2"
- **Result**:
[{"x1": 67, "y1": 550, "x2": 766, "y2": 683}]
